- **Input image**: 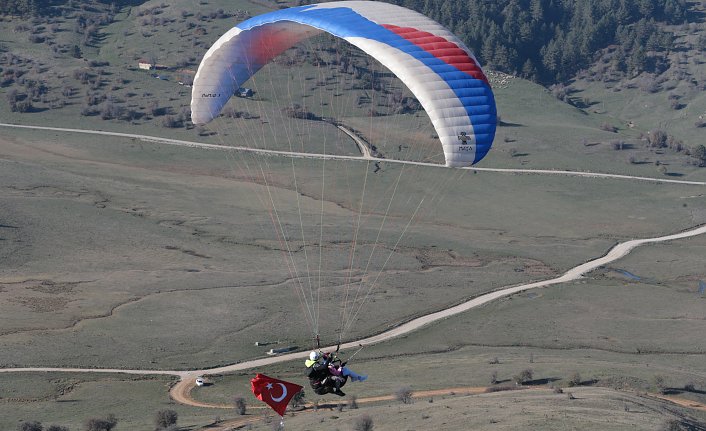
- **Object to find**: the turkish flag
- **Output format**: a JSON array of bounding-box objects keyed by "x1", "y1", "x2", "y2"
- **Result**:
[{"x1": 251, "y1": 373, "x2": 303, "y2": 416}]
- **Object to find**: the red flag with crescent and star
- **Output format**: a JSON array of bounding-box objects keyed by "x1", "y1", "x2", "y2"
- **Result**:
[{"x1": 251, "y1": 373, "x2": 303, "y2": 416}]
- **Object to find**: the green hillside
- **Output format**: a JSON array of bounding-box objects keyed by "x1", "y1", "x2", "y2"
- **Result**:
[{"x1": 1, "y1": 0, "x2": 705, "y2": 430}]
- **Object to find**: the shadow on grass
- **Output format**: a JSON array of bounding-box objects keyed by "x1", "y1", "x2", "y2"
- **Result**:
[
  {"x1": 499, "y1": 120, "x2": 523, "y2": 127},
  {"x1": 663, "y1": 387, "x2": 706, "y2": 396},
  {"x1": 525, "y1": 377, "x2": 561, "y2": 386}
]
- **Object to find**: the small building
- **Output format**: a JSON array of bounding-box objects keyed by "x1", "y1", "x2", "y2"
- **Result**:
[
  {"x1": 266, "y1": 346, "x2": 297, "y2": 355},
  {"x1": 138, "y1": 61, "x2": 153, "y2": 70}
]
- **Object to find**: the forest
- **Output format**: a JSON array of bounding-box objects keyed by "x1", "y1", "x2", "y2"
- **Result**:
[
  {"x1": 0, "y1": 0, "x2": 697, "y2": 84},
  {"x1": 392, "y1": 0, "x2": 689, "y2": 83}
]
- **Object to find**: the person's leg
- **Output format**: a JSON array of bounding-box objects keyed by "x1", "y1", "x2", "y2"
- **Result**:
[{"x1": 341, "y1": 367, "x2": 367, "y2": 382}]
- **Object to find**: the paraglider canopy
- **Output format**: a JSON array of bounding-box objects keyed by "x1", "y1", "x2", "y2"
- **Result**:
[{"x1": 191, "y1": 0, "x2": 496, "y2": 167}]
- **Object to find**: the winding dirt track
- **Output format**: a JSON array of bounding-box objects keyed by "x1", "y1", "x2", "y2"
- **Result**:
[
  {"x1": 3, "y1": 224, "x2": 704, "y2": 413},
  {"x1": 1, "y1": 122, "x2": 705, "y2": 415}
]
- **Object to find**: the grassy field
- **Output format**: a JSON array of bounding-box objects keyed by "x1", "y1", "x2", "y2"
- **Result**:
[{"x1": 1, "y1": 0, "x2": 705, "y2": 428}]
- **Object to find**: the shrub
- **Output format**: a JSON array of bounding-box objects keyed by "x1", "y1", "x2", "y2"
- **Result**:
[
  {"x1": 654, "y1": 375, "x2": 667, "y2": 394},
  {"x1": 611, "y1": 140, "x2": 625, "y2": 150},
  {"x1": 395, "y1": 386, "x2": 413, "y2": 404},
  {"x1": 155, "y1": 409, "x2": 178, "y2": 429},
  {"x1": 46, "y1": 427, "x2": 68, "y2": 431},
  {"x1": 18, "y1": 422, "x2": 43, "y2": 431},
  {"x1": 661, "y1": 419, "x2": 685, "y2": 431},
  {"x1": 647, "y1": 129, "x2": 668, "y2": 148},
  {"x1": 348, "y1": 395, "x2": 358, "y2": 409},
  {"x1": 161, "y1": 115, "x2": 181, "y2": 128},
  {"x1": 353, "y1": 414, "x2": 374, "y2": 431},
  {"x1": 691, "y1": 144, "x2": 706, "y2": 167},
  {"x1": 85, "y1": 414, "x2": 118, "y2": 431},
  {"x1": 234, "y1": 396, "x2": 246, "y2": 415},
  {"x1": 291, "y1": 390, "x2": 305, "y2": 408},
  {"x1": 513, "y1": 369, "x2": 533, "y2": 385},
  {"x1": 568, "y1": 372, "x2": 582, "y2": 387}
]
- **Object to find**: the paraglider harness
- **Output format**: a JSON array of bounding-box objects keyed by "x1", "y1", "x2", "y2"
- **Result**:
[
  {"x1": 305, "y1": 337, "x2": 363, "y2": 396},
  {"x1": 306, "y1": 351, "x2": 347, "y2": 395}
]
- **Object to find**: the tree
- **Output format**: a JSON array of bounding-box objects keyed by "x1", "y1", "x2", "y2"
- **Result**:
[
  {"x1": 154, "y1": 409, "x2": 178, "y2": 429},
  {"x1": 647, "y1": 129, "x2": 668, "y2": 148},
  {"x1": 85, "y1": 414, "x2": 118, "y2": 431},
  {"x1": 353, "y1": 414, "x2": 374, "y2": 431},
  {"x1": 514, "y1": 369, "x2": 533, "y2": 385},
  {"x1": 46, "y1": 427, "x2": 69, "y2": 431},
  {"x1": 692, "y1": 145, "x2": 706, "y2": 167}
]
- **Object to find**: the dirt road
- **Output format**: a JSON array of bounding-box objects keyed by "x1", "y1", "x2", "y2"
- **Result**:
[
  {"x1": 2, "y1": 122, "x2": 705, "y2": 186},
  {"x1": 191, "y1": 386, "x2": 706, "y2": 431}
]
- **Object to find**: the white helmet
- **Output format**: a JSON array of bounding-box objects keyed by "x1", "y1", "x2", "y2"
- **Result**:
[{"x1": 309, "y1": 351, "x2": 320, "y2": 361}]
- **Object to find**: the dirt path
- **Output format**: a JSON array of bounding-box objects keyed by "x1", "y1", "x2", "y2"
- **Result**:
[
  {"x1": 191, "y1": 386, "x2": 706, "y2": 431},
  {"x1": 2, "y1": 122, "x2": 706, "y2": 419},
  {"x1": 3, "y1": 225, "x2": 706, "y2": 380},
  {"x1": 336, "y1": 124, "x2": 373, "y2": 159},
  {"x1": 189, "y1": 386, "x2": 494, "y2": 431},
  {"x1": 655, "y1": 394, "x2": 706, "y2": 412},
  {"x1": 2, "y1": 122, "x2": 705, "y2": 186}
]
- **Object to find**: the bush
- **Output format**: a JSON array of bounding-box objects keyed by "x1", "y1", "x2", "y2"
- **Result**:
[
  {"x1": 691, "y1": 144, "x2": 706, "y2": 167},
  {"x1": 234, "y1": 396, "x2": 246, "y2": 415},
  {"x1": 85, "y1": 414, "x2": 118, "y2": 431},
  {"x1": 568, "y1": 372, "x2": 582, "y2": 387},
  {"x1": 18, "y1": 422, "x2": 43, "y2": 431},
  {"x1": 46, "y1": 427, "x2": 68, "y2": 431},
  {"x1": 654, "y1": 375, "x2": 667, "y2": 394},
  {"x1": 155, "y1": 409, "x2": 178, "y2": 429},
  {"x1": 353, "y1": 414, "x2": 374, "y2": 431},
  {"x1": 647, "y1": 129, "x2": 668, "y2": 148},
  {"x1": 348, "y1": 395, "x2": 358, "y2": 409},
  {"x1": 395, "y1": 386, "x2": 413, "y2": 404},
  {"x1": 291, "y1": 390, "x2": 305, "y2": 408},
  {"x1": 610, "y1": 140, "x2": 625, "y2": 150},
  {"x1": 513, "y1": 369, "x2": 533, "y2": 385},
  {"x1": 661, "y1": 419, "x2": 685, "y2": 431}
]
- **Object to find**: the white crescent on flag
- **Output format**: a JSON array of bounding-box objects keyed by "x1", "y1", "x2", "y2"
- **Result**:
[{"x1": 270, "y1": 383, "x2": 288, "y2": 402}]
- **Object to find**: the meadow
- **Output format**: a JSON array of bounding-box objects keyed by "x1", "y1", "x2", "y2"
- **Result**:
[{"x1": 1, "y1": 0, "x2": 705, "y2": 429}]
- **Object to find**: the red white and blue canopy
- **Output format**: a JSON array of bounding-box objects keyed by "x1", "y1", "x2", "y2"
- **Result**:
[{"x1": 191, "y1": 1, "x2": 496, "y2": 166}]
